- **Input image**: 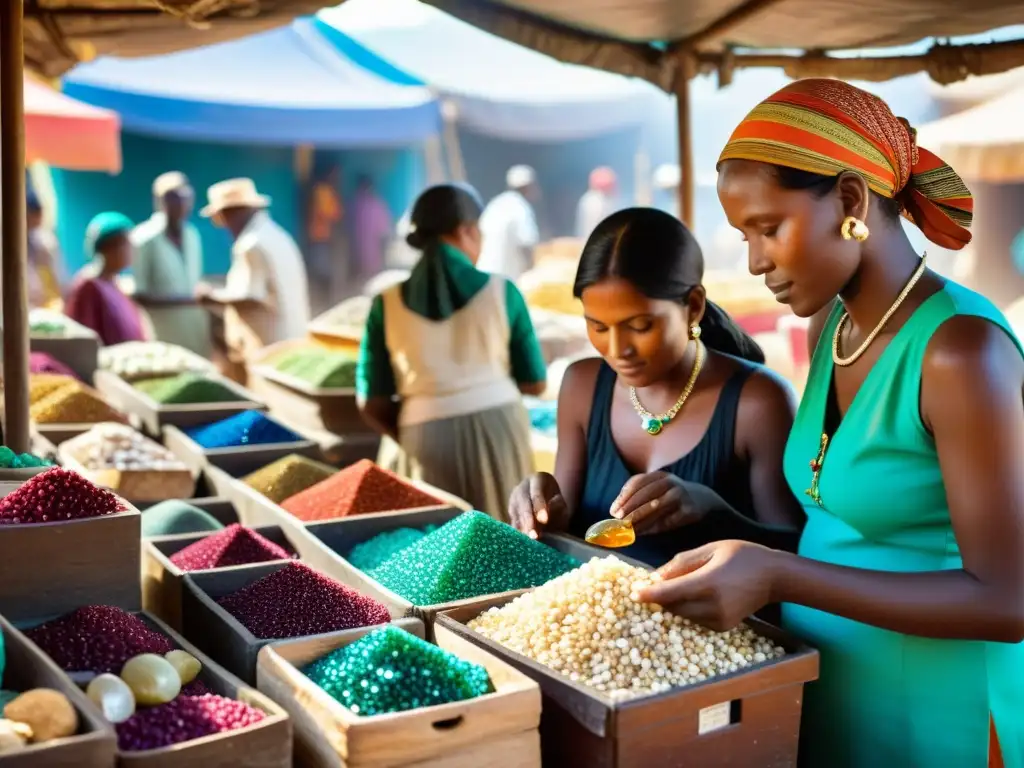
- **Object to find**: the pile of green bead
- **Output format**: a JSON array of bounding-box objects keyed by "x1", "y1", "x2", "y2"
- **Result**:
[
  {"x1": 269, "y1": 348, "x2": 357, "y2": 389},
  {"x1": 134, "y1": 373, "x2": 244, "y2": 405},
  {"x1": 346, "y1": 525, "x2": 438, "y2": 572},
  {"x1": 0, "y1": 446, "x2": 53, "y2": 469},
  {"x1": 303, "y1": 626, "x2": 492, "y2": 716},
  {"x1": 367, "y1": 511, "x2": 580, "y2": 605}
]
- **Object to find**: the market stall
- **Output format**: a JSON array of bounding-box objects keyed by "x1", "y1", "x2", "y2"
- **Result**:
[{"x1": 24, "y1": 74, "x2": 121, "y2": 173}]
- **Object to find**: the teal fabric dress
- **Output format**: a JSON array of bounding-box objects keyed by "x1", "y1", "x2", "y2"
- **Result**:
[{"x1": 782, "y1": 281, "x2": 1024, "y2": 768}]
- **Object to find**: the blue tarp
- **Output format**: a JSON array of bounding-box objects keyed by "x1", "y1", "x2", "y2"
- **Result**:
[
  {"x1": 317, "y1": 0, "x2": 658, "y2": 143},
  {"x1": 62, "y1": 18, "x2": 441, "y2": 147}
]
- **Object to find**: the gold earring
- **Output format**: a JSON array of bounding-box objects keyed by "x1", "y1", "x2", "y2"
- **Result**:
[
  {"x1": 841, "y1": 216, "x2": 869, "y2": 242},
  {"x1": 690, "y1": 324, "x2": 702, "y2": 340}
]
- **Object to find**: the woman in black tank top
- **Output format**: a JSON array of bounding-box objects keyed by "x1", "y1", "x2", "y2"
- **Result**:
[{"x1": 507, "y1": 208, "x2": 804, "y2": 566}]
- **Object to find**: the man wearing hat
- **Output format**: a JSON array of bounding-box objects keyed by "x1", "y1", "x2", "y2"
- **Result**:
[
  {"x1": 132, "y1": 171, "x2": 210, "y2": 354},
  {"x1": 477, "y1": 165, "x2": 541, "y2": 282},
  {"x1": 195, "y1": 178, "x2": 310, "y2": 378}
]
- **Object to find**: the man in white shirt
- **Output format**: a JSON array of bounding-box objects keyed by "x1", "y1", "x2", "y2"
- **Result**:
[
  {"x1": 576, "y1": 166, "x2": 619, "y2": 239},
  {"x1": 477, "y1": 165, "x2": 540, "y2": 282},
  {"x1": 195, "y1": 178, "x2": 310, "y2": 375}
]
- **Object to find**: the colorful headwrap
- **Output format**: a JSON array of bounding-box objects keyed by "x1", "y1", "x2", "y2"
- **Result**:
[
  {"x1": 717, "y1": 78, "x2": 973, "y2": 251},
  {"x1": 84, "y1": 211, "x2": 134, "y2": 259}
]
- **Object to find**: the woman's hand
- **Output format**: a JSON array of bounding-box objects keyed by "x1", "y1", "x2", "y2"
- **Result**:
[
  {"x1": 508, "y1": 472, "x2": 567, "y2": 539},
  {"x1": 609, "y1": 471, "x2": 713, "y2": 535},
  {"x1": 635, "y1": 540, "x2": 780, "y2": 631}
]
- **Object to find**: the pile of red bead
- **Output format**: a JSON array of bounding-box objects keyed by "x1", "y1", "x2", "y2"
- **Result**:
[
  {"x1": 0, "y1": 467, "x2": 124, "y2": 525},
  {"x1": 216, "y1": 562, "x2": 391, "y2": 639},
  {"x1": 168, "y1": 524, "x2": 293, "y2": 572},
  {"x1": 115, "y1": 693, "x2": 266, "y2": 751},
  {"x1": 25, "y1": 605, "x2": 174, "y2": 674}
]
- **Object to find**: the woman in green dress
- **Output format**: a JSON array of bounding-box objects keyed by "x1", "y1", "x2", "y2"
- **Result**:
[{"x1": 634, "y1": 79, "x2": 1024, "y2": 767}]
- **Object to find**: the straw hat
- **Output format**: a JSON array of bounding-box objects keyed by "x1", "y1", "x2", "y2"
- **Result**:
[
  {"x1": 152, "y1": 171, "x2": 192, "y2": 198},
  {"x1": 200, "y1": 178, "x2": 271, "y2": 218}
]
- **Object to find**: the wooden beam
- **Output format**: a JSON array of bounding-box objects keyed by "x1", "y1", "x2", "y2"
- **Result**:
[
  {"x1": 1, "y1": 0, "x2": 31, "y2": 453},
  {"x1": 681, "y1": 0, "x2": 788, "y2": 48},
  {"x1": 674, "y1": 50, "x2": 694, "y2": 227}
]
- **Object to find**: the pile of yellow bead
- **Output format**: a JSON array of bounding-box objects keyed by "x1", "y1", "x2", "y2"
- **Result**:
[{"x1": 468, "y1": 556, "x2": 785, "y2": 700}]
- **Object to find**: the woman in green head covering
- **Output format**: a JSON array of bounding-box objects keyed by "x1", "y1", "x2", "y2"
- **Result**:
[
  {"x1": 65, "y1": 212, "x2": 148, "y2": 345},
  {"x1": 356, "y1": 183, "x2": 547, "y2": 519}
]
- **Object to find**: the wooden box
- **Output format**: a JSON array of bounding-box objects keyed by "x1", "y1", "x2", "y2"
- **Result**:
[
  {"x1": 93, "y1": 369, "x2": 265, "y2": 437},
  {"x1": 58, "y1": 431, "x2": 195, "y2": 503},
  {"x1": 181, "y1": 560, "x2": 409, "y2": 685},
  {"x1": 30, "y1": 330, "x2": 100, "y2": 384},
  {"x1": 126, "y1": 613, "x2": 291, "y2": 768},
  {"x1": 302, "y1": 509, "x2": 647, "y2": 639},
  {"x1": 142, "y1": 524, "x2": 302, "y2": 632},
  {"x1": 15, "y1": 611, "x2": 292, "y2": 768},
  {"x1": 32, "y1": 424, "x2": 95, "y2": 447},
  {"x1": 257, "y1": 618, "x2": 541, "y2": 768},
  {"x1": 162, "y1": 421, "x2": 320, "y2": 477},
  {"x1": 0, "y1": 498, "x2": 141, "y2": 623},
  {"x1": 437, "y1": 598, "x2": 820, "y2": 768},
  {"x1": 0, "y1": 615, "x2": 116, "y2": 768},
  {"x1": 246, "y1": 369, "x2": 369, "y2": 438}
]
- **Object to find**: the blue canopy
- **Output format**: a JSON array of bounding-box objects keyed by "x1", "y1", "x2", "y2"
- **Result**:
[
  {"x1": 62, "y1": 18, "x2": 441, "y2": 147},
  {"x1": 317, "y1": 0, "x2": 658, "y2": 143}
]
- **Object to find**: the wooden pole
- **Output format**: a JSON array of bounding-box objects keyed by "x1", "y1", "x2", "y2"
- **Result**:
[
  {"x1": 674, "y1": 50, "x2": 695, "y2": 227},
  {"x1": 1, "y1": 1, "x2": 31, "y2": 453}
]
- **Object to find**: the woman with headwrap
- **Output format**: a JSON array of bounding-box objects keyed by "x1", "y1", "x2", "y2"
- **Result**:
[
  {"x1": 65, "y1": 212, "x2": 148, "y2": 346},
  {"x1": 635, "y1": 79, "x2": 1022, "y2": 767},
  {"x1": 356, "y1": 184, "x2": 547, "y2": 518}
]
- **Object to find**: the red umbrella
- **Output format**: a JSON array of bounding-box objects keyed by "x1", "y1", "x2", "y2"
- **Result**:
[{"x1": 24, "y1": 74, "x2": 121, "y2": 173}]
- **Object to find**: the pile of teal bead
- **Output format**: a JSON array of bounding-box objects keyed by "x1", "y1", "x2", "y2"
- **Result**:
[
  {"x1": 346, "y1": 525, "x2": 437, "y2": 572},
  {"x1": 367, "y1": 511, "x2": 580, "y2": 605},
  {"x1": 0, "y1": 446, "x2": 52, "y2": 469},
  {"x1": 303, "y1": 626, "x2": 492, "y2": 716}
]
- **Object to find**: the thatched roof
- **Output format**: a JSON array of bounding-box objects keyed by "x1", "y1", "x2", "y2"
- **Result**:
[
  {"x1": 26, "y1": 0, "x2": 326, "y2": 77},
  {"x1": 423, "y1": 0, "x2": 1024, "y2": 90}
]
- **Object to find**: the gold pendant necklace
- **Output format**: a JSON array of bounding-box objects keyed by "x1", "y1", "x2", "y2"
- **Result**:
[
  {"x1": 629, "y1": 341, "x2": 705, "y2": 436},
  {"x1": 832, "y1": 254, "x2": 927, "y2": 367}
]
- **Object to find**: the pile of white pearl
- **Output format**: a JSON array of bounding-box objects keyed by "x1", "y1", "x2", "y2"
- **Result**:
[
  {"x1": 99, "y1": 341, "x2": 214, "y2": 380},
  {"x1": 78, "y1": 423, "x2": 187, "y2": 472},
  {"x1": 468, "y1": 556, "x2": 785, "y2": 701}
]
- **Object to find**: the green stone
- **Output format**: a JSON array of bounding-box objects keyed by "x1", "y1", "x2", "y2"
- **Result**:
[
  {"x1": 346, "y1": 526, "x2": 437, "y2": 572},
  {"x1": 269, "y1": 349, "x2": 357, "y2": 389},
  {"x1": 642, "y1": 417, "x2": 666, "y2": 435},
  {"x1": 0, "y1": 626, "x2": 5, "y2": 681},
  {"x1": 141, "y1": 500, "x2": 226, "y2": 537},
  {"x1": 303, "y1": 626, "x2": 492, "y2": 716},
  {"x1": 0, "y1": 446, "x2": 16, "y2": 469},
  {"x1": 134, "y1": 373, "x2": 243, "y2": 405},
  {"x1": 367, "y1": 511, "x2": 579, "y2": 605}
]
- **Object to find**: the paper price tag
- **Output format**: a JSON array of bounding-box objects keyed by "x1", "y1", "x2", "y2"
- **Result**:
[{"x1": 697, "y1": 701, "x2": 732, "y2": 735}]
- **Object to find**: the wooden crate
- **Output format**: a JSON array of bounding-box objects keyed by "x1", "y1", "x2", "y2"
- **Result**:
[
  {"x1": 246, "y1": 365, "x2": 369, "y2": 437},
  {"x1": 0, "y1": 615, "x2": 116, "y2": 768},
  {"x1": 93, "y1": 370, "x2": 265, "y2": 437},
  {"x1": 436, "y1": 598, "x2": 820, "y2": 768},
  {"x1": 0, "y1": 500, "x2": 141, "y2": 623},
  {"x1": 302, "y1": 510, "x2": 647, "y2": 640},
  {"x1": 162, "y1": 421, "x2": 320, "y2": 477},
  {"x1": 142, "y1": 524, "x2": 302, "y2": 631},
  {"x1": 124, "y1": 613, "x2": 292, "y2": 768},
  {"x1": 32, "y1": 424, "x2": 95, "y2": 447},
  {"x1": 58, "y1": 432, "x2": 195, "y2": 504},
  {"x1": 181, "y1": 560, "x2": 409, "y2": 685},
  {"x1": 257, "y1": 618, "x2": 541, "y2": 768},
  {"x1": 30, "y1": 332, "x2": 100, "y2": 384}
]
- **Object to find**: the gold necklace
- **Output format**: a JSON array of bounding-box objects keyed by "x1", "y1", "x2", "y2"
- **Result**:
[
  {"x1": 832, "y1": 254, "x2": 927, "y2": 367},
  {"x1": 629, "y1": 341, "x2": 705, "y2": 436}
]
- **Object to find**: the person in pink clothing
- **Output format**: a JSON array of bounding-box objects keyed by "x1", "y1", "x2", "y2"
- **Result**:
[
  {"x1": 351, "y1": 174, "x2": 392, "y2": 282},
  {"x1": 65, "y1": 211, "x2": 147, "y2": 346}
]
